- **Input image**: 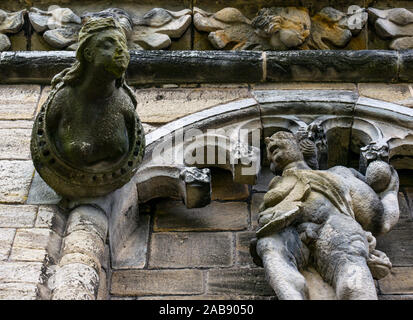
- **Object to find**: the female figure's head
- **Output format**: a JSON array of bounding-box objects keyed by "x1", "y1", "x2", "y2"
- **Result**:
[{"x1": 52, "y1": 17, "x2": 130, "y2": 88}]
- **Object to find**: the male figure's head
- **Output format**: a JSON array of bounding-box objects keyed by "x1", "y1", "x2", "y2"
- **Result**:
[{"x1": 265, "y1": 131, "x2": 304, "y2": 172}]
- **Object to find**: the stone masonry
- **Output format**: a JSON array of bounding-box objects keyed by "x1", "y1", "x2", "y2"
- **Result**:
[{"x1": 0, "y1": 83, "x2": 413, "y2": 299}]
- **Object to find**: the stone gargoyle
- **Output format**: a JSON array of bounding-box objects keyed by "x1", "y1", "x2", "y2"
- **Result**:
[
  {"x1": 30, "y1": 16, "x2": 145, "y2": 199},
  {"x1": 250, "y1": 131, "x2": 399, "y2": 300},
  {"x1": 194, "y1": 5, "x2": 367, "y2": 50}
]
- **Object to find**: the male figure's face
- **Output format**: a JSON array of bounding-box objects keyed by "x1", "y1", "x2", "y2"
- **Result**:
[
  {"x1": 265, "y1": 132, "x2": 303, "y2": 171},
  {"x1": 84, "y1": 29, "x2": 130, "y2": 78}
]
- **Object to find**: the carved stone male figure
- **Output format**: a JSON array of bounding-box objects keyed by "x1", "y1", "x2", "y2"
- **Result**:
[{"x1": 251, "y1": 131, "x2": 399, "y2": 300}]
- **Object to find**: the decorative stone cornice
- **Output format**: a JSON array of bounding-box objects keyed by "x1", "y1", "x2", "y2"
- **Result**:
[{"x1": 1, "y1": 50, "x2": 413, "y2": 84}]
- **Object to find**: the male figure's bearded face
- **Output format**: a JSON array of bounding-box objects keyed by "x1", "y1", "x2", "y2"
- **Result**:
[{"x1": 265, "y1": 132, "x2": 304, "y2": 172}]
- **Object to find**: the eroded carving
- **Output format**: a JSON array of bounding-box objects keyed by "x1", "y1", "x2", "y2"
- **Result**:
[
  {"x1": 250, "y1": 131, "x2": 399, "y2": 299},
  {"x1": 28, "y1": 6, "x2": 191, "y2": 50},
  {"x1": 359, "y1": 140, "x2": 390, "y2": 174},
  {"x1": 30, "y1": 16, "x2": 146, "y2": 199},
  {"x1": 131, "y1": 8, "x2": 192, "y2": 50},
  {"x1": 194, "y1": 5, "x2": 366, "y2": 50},
  {"x1": 368, "y1": 7, "x2": 413, "y2": 50},
  {"x1": 29, "y1": 6, "x2": 81, "y2": 50},
  {"x1": 0, "y1": 9, "x2": 26, "y2": 51}
]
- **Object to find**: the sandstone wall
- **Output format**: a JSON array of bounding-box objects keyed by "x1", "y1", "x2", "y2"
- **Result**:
[{"x1": 0, "y1": 82, "x2": 412, "y2": 299}]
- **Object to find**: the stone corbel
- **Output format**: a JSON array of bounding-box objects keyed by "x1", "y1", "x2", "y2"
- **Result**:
[
  {"x1": 135, "y1": 164, "x2": 211, "y2": 209},
  {"x1": 388, "y1": 134, "x2": 413, "y2": 169},
  {"x1": 0, "y1": 9, "x2": 26, "y2": 51},
  {"x1": 181, "y1": 133, "x2": 260, "y2": 185}
]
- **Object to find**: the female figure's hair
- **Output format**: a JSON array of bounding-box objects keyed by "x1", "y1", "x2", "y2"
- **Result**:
[
  {"x1": 50, "y1": 16, "x2": 137, "y2": 106},
  {"x1": 51, "y1": 17, "x2": 127, "y2": 89}
]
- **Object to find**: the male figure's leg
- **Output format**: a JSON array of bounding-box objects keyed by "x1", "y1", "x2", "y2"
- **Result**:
[
  {"x1": 315, "y1": 214, "x2": 377, "y2": 300},
  {"x1": 257, "y1": 227, "x2": 309, "y2": 300}
]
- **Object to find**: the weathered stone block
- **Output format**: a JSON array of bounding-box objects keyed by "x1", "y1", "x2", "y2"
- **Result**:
[
  {"x1": 236, "y1": 231, "x2": 256, "y2": 266},
  {"x1": 251, "y1": 193, "x2": 264, "y2": 229},
  {"x1": 30, "y1": 32, "x2": 55, "y2": 51},
  {"x1": 0, "y1": 161, "x2": 34, "y2": 203},
  {"x1": 0, "y1": 204, "x2": 37, "y2": 228},
  {"x1": 252, "y1": 82, "x2": 357, "y2": 91},
  {"x1": 9, "y1": 248, "x2": 48, "y2": 263},
  {"x1": 149, "y1": 232, "x2": 233, "y2": 268},
  {"x1": 62, "y1": 230, "x2": 105, "y2": 265},
  {"x1": 211, "y1": 168, "x2": 249, "y2": 201},
  {"x1": 376, "y1": 222, "x2": 413, "y2": 267},
  {"x1": 111, "y1": 269, "x2": 204, "y2": 296},
  {"x1": 127, "y1": 51, "x2": 263, "y2": 84},
  {"x1": 97, "y1": 268, "x2": 108, "y2": 300},
  {"x1": 400, "y1": 51, "x2": 413, "y2": 82},
  {"x1": 0, "y1": 52, "x2": 74, "y2": 85},
  {"x1": 404, "y1": 187, "x2": 413, "y2": 218},
  {"x1": 0, "y1": 121, "x2": 33, "y2": 129},
  {"x1": 51, "y1": 263, "x2": 99, "y2": 300},
  {"x1": 0, "y1": 261, "x2": 44, "y2": 283},
  {"x1": 154, "y1": 200, "x2": 248, "y2": 232},
  {"x1": 9, "y1": 30, "x2": 27, "y2": 51},
  {"x1": 379, "y1": 294, "x2": 413, "y2": 300},
  {"x1": 36, "y1": 86, "x2": 51, "y2": 113},
  {"x1": 0, "y1": 282, "x2": 39, "y2": 300},
  {"x1": 35, "y1": 205, "x2": 66, "y2": 236},
  {"x1": 135, "y1": 87, "x2": 250, "y2": 123},
  {"x1": 65, "y1": 206, "x2": 108, "y2": 242},
  {"x1": 0, "y1": 228, "x2": 15, "y2": 261},
  {"x1": 0, "y1": 85, "x2": 40, "y2": 120},
  {"x1": 0, "y1": 128, "x2": 31, "y2": 160},
  {"x1": 207, "y1": 268, "x2": 274, "y2": 296},
  {"x1": 379, "y1": 267, "x2": 413, "y2": 294},
  {"x1": 26, "y1": 171, "x2": 61, "y2": 205},
  {"x1": 59, "y1": 252, "x2": 100, "y2": 274},
  {"x1": 10, "y1": 228, "x2": 61, "y2": 263},
  {"x1": 141, "y1": 123, "x2": 160, "y2": 134},
  {"x1": 266, "y1": 51, "x2": 398, "y2": 82},
  {"x1": 358, "y1": 83, "x2": 412, "y2": 105},
  {"x1": 252, "y1": 166, "x2": 273, "y2": 193}
]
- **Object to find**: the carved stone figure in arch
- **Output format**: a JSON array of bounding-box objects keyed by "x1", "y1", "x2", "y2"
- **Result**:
[{"x1": 250, "y1": 131, "x2": 400, "y2": 300}]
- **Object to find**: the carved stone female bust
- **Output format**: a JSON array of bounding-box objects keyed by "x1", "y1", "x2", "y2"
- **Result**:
[{"x1": 31, "y1": 17, "x2": 145, "y2": 199}]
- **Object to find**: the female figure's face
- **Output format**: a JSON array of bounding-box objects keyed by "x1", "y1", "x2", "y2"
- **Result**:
[{"x1": 84, "y1": 29, "x2": 130, "y2": 79}]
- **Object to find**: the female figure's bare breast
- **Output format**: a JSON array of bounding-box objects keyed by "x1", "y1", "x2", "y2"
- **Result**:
[{"x1": 47, "y1": 86, "x2": 134, "y2": 168}]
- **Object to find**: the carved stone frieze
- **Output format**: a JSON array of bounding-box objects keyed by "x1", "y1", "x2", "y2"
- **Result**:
[
  {"x1": 194, "y1": 5, "x2": 367, "y2": 50},
  {"x1": 0, "y1": 9, "x2": 26, "y2": 51},
  {"x1": 130, "y1": 8, "x2": 192, "y2": 50},
  {"x1": 27, "y1": 6, "x2": 191, "y2": 51},
  {"x1": 368, "y1": 7, "x2": 413, "y2": 50},
  {"x1": 29, "y1": 6, "x2": 81, "y2": 50}
]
